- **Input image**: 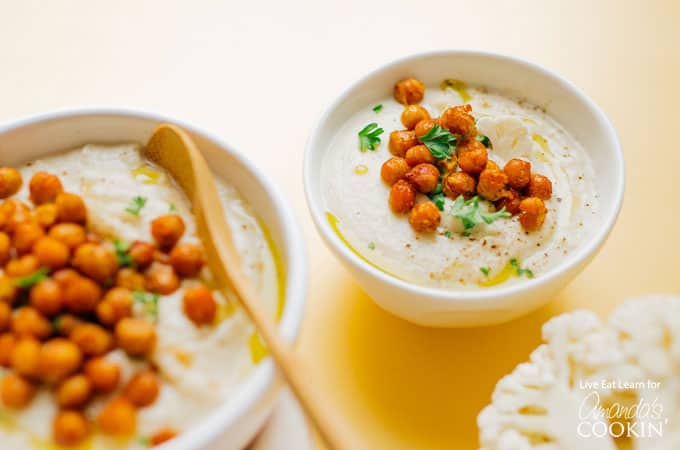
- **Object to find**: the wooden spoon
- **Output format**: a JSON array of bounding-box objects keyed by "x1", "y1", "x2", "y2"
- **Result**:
[{"x1": 145, "y1": 124, "x2": 349, "y2": 450}]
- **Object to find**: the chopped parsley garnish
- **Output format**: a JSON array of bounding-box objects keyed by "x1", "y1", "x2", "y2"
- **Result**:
[
  {"x1": 476, "y1": 135, "x2": 491, "y2": 148},
  {"x1": 358, "y1": 123, "x2": 384, "y2": 152},
  {"x1": 138, "y1": 436, "x2": 150, "y2": 447},
  {"x1": 132, "y1": 291, "x2": 160, "y2": 321},
  {"x1": 113, "y1": 240, "x2": 134, "y2": 267},
  {"x1": 429, "y1": 192, "x2": 446, "y2": 211},
  {"x1": 14, "y1": 267, "x2": 49, "y2": 288},
  {"x1": 372, "y1": 104, "x2": 383, "y2": 113},
  {"x1": 367, "y1": 242, "x2": 376, "y2": 250},
  {"x1": 444, "y1": 230, "x2": 452, "y2": 238},
  {"x1": 168, "y1": 202, "x2": 177, "y2": 213},
  {"x1": 125, "y1": 196, "x2": 147, "y2": 216},
  {"x1": 480, "y1": 266, "x2": 491, "y2": 276},
  {"x1": 419, "y1": 125, "x2": 457, "y2": 160},
  {"x1": 450, "y1": 196, "x2": 511, "y2": 235},
  {"x1": 510, "y1": 258, "x2": 534, "y2": 278}
]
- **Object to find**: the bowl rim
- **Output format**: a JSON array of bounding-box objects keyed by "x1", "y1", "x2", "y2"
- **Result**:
[
  {"x1": 0, "y1": 107, "x2": 309, "y2": 449},
  {"x1": 303, "y1": 49, "x2": 625, "y2": 305}
]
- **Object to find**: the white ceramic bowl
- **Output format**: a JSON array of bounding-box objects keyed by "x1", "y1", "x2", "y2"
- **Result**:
[
  {"x1": 304, "y1": 50, "x2": 624, "y2": 327},
  {"x1": 0, "y1": 108, "x2": 308, "y2": 450}
]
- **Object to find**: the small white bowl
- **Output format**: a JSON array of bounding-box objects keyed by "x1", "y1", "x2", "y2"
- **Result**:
[
  {"x1": 0, "y1": 108, "x2": 308, "y2": 450},
  {"x1": 304, "y1": 50, "x2": 624, "y2": 327}
]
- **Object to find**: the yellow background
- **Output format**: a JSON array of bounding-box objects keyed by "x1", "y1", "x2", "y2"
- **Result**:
[{"x1": 1, "y1": 1, "x2": 678, "y2": 448}]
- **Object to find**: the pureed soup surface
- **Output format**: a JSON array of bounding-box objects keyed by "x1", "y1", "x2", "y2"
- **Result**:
[
  {"x1": 321, "y1": 81, "x2": 600, "y2": 288},
  {"x1": 0, "y1": 144, "x2": 281, "y2": 449}
]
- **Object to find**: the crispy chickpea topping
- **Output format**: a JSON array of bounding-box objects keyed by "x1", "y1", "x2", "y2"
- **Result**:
[
  {"x1": 1, "y1": 372, "x2": 36, "y2": 408},
  {"x1": 388, "y1": 180, "x2": 416, "y2": 214},
  {"x1": 495, "y1": 188, "x2": 522, "y2": 215},
  {"x1": 115, "y1": 267, "x2": 146, "y2": 291},
  {"x1": 388, "y1": 130, "x2": 418, "y2": 157},
  {"x1": 29, "y1": 171, "x2": 64, "y2": 205},
  {"x1": 56, "y1": 374, "x2": 92, "y2": 408},
  {"x1": 400, "y1": 105, "x2": 431, "y2": 130},
  {"x1": 97, "y1": 397, "x2": 137, "y2": 436},
  {"x1": 11, "y1": 337, "x2": 42, "y2": 378},
  {"x1": 55, "y1": 192, "x2": 87, "y2": 224},
  {"x1": 151, "y1": 428, "x2": 178, "y2": 446},
  {"x1": 409, "y1": 202, "x2": 441, "y2": 233},
  {"x1": 30, "y1": 279, "x2": 63, "y2": 316},
  {"x1": 97, "y1": 287, "x2": 133, "y2": 326},
  {"x1": 443, "y1": 171, "x2": 476, "y2": 199},
  {"x1": 405, "y1": 163, "x2": 440, "y2": 193},
  {"x1": 145, "y1": 264, "x2": 180, "y2": 295},
  {"x1": 62, "y1": 275, "x2": 102, "y2": 314},
  {"x1": 457, "y1": 139, "x2": 488, "y2": 176},
  {"x1": 48, "y1": 223, "x2": 87, "y2": 250},
  {"x1": 0, "y1": 275, "x2": 18, "y2": 304},
  {"x1": 477, "y1": 169, "x2": 509, "y2": 202},
  {"x1": 33, "y1": 236, "x2": 70, "y2": 269},
  {"x1": 128, "y1": 240, "x2": 155, "y2": 270},
  {"x1": 12, "y1": 307, "x2": 52, "y2": 340},
  {"x1": 519, "y1": 197, "x2": 548, "y2": 231},
  {"x1": 0, "y1": 333, "x2": 16, "y2": 367},
  {"x1": 527, "y1": 173, "x2": 553, "y2": 200},
  {"x1": 393, "y1": 78, "x2": 425, "y2": 105},
  {"x1": 440, "y1": 105, "x2": 477, "y2": 138},
  {"x1": 414, "y1": 118, "x2": 439, "y2": 140},
  {"x1": 72, "y1": 242, "x2": 118, "y2": 283},
  {"x1": 405, "y1": 145, "x2": 435, "y2": 166},
  {"x1": 504, "y1": 159, "x2": 532, "y2": 190},
  {"x1": 39, "y1": 338, "x2": 83, "y2": 381},
  {"x1": 0, "y1": 302, "x2": 11, "y2": 332},
  {"x1": 170, "y1": 243, "x2": 205, "y2": 277},
  {"x1": 183, "y1": 285, "x2": 217, "y2": 326},
  {"x1": 124, "y1": 370, "x2": 160, "y2": 407},
  {"x1": 70, "y1": 323, "x2": 113, "y2": 356},
  {"x1": 151, "y1": 215, "x2": 185, "y2": 249},
  {"x1": 84, "y1": 357, "x2": 120, "y2": 393},
  {"x1": 380, "y1": 157, "x2": 410, "y2": 186},
  {"x1": 115, "y1": 318, "x2": 156, "y2": 356},
  {"x1": 34, "y1": 203, "x2": 58, "y2": 228},
  {"x1": 6, "y1": 254, "x2": 41, "y2": 277},
  {"x1": 13, "y1": 221, "x2": 45, "y2": 255},
  {"x1": 1, "y1": 200, "x2": 31, "y2": 233},
  {"x1": 0, "y1": 168, "x2": 23, "y2": 199},
  {"x1": 53, "y1": 410, "x2": 89, "y2": 446}
]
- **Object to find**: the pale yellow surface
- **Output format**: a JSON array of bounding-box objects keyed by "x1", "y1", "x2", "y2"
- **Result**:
[{"x1": 1, "y1": 1, "x2": 679, "y2": 449}]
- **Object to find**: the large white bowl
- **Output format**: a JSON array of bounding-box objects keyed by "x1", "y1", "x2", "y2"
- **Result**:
[
  {"x1": 304, "y1": 50, "x2": 624, "y2": 327},
  {"x1": 0, "y1": 109, "x2": 308, "y2": 450}
]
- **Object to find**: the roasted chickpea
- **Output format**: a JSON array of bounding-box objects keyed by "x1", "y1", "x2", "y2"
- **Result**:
[
  {"x1": 12, "y1": 307, "x2": 52, "y2": 340},
  {"x1": 39, "y1": 338, "x2": 83, "y2": 381},
  {"x1": 150, "y1": 215, "x2": 185, "y2": 249},
  {"x1": 33, "y1": 236, "x2": 70, "y2": 269},
  {"x1": 503, "y1": 159, "x2": 532, "y2": 190},
  {"x1": 0, "y1": 373, "x2": 36, "y2": 408},
  {"x1": 404, "y1": 145, "x2": 435, "y2": 166},
  {"x1": 34, "y1": 203, "x2": 58, "y2": 228},
  {"x1": 443, "y1": 171, "x2": 476, "y2": 199},
  {"x1": 53, "y1": 410, "x2": 89, "y2": 446},
  {"x1": 477, "y1": 169, "x2": 509, "y2": 202},
  {"x1": 183, "y1": 285, "x2": 217, "y2": 326},
  {"x1": 5, "y1": 254, "x2": 40, "y2": 278},
  {"x1": 0, "y1": 168, "x2": 23, "y2": 199},
  {"x1": 457, "y1": 140, "x2": 488, "y2": 175},
  {"x1": 170, "y1": 243, "x2": 204, "y2": 277},
  {"x1": 30, "y1": 279, "x2": 63, "y2": 316},
  {"x1": 13, "y1": 221, "x2": 45, "y2": 255},
  {"x1": 414, "y1": 118, "x2": 439, "y2": 140},
  {"x1": 52, "y1": 314, "x2": 83, "y2": 338},
  {"x1": 56, "y1": 374, "x2": 92, "y2": 408},
  {"x1": 72, "y1": 242, "x2": 118, "y2": 283},
  {"x1": 70, "y1": 323, "x2": 113, "y2": 356},
  {"x1": 408, "y1": 201, "x2": 441, "y2": 233},
  {"x1": 0, "y1": 301, "x2": 9, "y2": 332},
  {"x1": 48, "y1": 223, "x2": 86, "y2": 250},
  {"x1": 495, "y1": 189, "x2": 522, "y2": 215},
  {"x1": 527, "y1": 174, "x2": 553, "y2": 200},
  {"x1": 97, "y1": 397, "x2": 137, "y2": 436},
  {"x1": 439, "y1": 105, "x2": 477, "y2": 138},
  {"x1": 485, "y1": 160, "x2": 500, "y2": 171},
  {"x1": 393, "y1": 78, "x2": 425, "y2": 105},
  {"x1": 0, "y1": 333, "x2": 16, "y2": 367},
  {"x1": 0, "y1": 232, "x2": 10, "y2": 265},
  {"x1": 115, "y1": 267, "x2": 145, "y2": 291},
  {"x1": 519, "y1": 197, "x2": 548, "y2": 231},
  {"x1": 388, "y1": 180, "x2": 416, "y2": 214},
  {"x1": 84, "y1": 357, "x2": 120, "y2": 393},
  {"x1": 97, "y1": 287, "x2": 133, "y2": 326},
  {"x1": 406, "y1": 163, "x2": 440, "y2": 193},
  {"x1": 55, "y1": 193, "x2": 87, "y2": 224},
  {"x1": 400, "y1": 105, "x2": 431, "y2": 130},
  {"x1": 29, "y1": 172, "x2": 63, "y2": 205},
  {"x1": 1, "y1": 200, "x2": 31, "y2": 233},
  {"x1": 438, "y1": 156, "x2": 458, "y2": 174},
  {"x1": 124, "y1": 370, "x2": 160, "y2": 407},
  {"x1": 388, "y1": 130, "x2": 418, "y2": 157},
  {"x1": 380, "y1": 157, "x2": 410, "y2": 186},
  {"x1": 115, "y1": 318, "x2": 156, "y2": 357},
  {"x1": 153, "y1": 249, "x2": 171, "y2": 265},
  {"x1": 145, "y1": 264, "x2": 180, "y2": 295},
  {"x1": 0, "y1": 275, "x2": 17, "y2": 304},
  {"x1": 62, "y1": 275, "x2": 102, "y2": 314},
  {"x1": 128, "y1": 241, "x2": 155, "y2": 270},
  {"x1": 150, "y1": 428, "x2": 178, "y2": 446},
  {"x1": 11, "y1": 337, "x2": 41, "y2": 378}
]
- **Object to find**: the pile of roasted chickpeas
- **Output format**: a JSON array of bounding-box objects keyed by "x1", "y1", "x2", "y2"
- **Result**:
[
  {"x1": 382, "y1": 78, "x2": 553, "y2": 233},
  {"x1": 0, "y1": 168, "x2": 219, "y2": 447}
]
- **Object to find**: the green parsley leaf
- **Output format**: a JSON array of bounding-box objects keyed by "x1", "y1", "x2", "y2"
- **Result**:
[
  {"x1": 372, "y1": 104, "x2": 383, "y2": 113},
  {"x1": 138, "y1": 436, "x2": 150, "y2": 447},
  {"x1": 125, "y1": 196, "x2": 147, "y2": 216},
  {"x1": 132, "y1": 291, "x2": 160, "y2": 321},
  {"x1": 419, "y1": 125, "x2": 457, "y2": 160},
  {"x1": 449, "y1": 196, "x2": 511, "y2": 234},
  {"x1": 113, "y1": 240, "x2": 134, "y2": 267},
  {"x1": 358, "y1": 123, "x2": 384, "y2": 152},
  {"x1": 444, "y1": 230, "x2": 452, "y2": 239},
  {"x1": 14, "y1": 267, "x2": 49, "y2": 288},
  {"x1": 429, "y1": 192, "x2": 446, "y2": 211},
  {"x1": 476, "y1": 135, "x2": 491, "y2": 148},
  {"x1": 480, "y1": 266, "x2": 491, "y2": 276},
  {"x1": 368, "y1": 242, "x2": 376, "y2": 250},
  {"x1": 509, "y1": 258, "x2": 534, "y2": 278},
  {"x1": 168, "y1": 202, "x2": 177, "y2": 213}
]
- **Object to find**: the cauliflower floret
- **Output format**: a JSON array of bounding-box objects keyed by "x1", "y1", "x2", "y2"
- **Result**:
[{"x1": 478, "y1": 295, "x2": 680, "y2": 450}]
